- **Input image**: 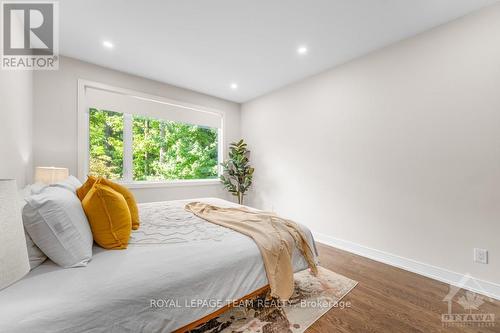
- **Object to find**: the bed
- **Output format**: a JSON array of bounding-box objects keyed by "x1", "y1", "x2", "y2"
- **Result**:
[{"x1": 0, "y1": 198, "x2": 318, "y2": 333}]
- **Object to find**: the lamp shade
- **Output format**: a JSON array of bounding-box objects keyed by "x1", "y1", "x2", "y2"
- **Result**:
[
  {"x1": 35, "y1": 167, "x2": 69, "y2": 184},
  {"x1": 0, "y1": 179, "x2": 30, "y2": 290}
]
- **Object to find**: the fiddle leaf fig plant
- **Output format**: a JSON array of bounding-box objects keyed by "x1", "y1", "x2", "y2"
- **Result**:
[{"x1": 220, "y1": 139, "x2": 254, "y2": 205}]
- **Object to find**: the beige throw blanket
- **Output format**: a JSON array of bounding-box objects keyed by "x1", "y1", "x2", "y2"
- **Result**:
[{"x1": 185, "y1": 202, "x2": 318, "y2": 300}]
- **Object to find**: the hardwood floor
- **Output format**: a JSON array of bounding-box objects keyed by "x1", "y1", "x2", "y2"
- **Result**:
[{"x1": 309, "y1": 243, "x2": 500, "y2": 333}]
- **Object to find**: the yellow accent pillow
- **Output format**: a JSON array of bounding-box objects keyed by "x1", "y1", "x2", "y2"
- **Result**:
[
  {"x1": 99, "y1": 178, "x2": 140, "y2": 230},
  {"x1": 76, "y1": 175, "x2": 98, "y2": 201},
  {"x1": 82, "y1": 184, "x2": 132, "y2": 249}
]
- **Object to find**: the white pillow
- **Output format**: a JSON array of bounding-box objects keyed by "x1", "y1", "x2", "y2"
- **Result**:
[
  {"x1": 23, "y1": 185, "x2": 93, "y2": 268},
  {"x1": 18, "y1": 186, "x2": 48, "y2": 270},
  {"x1": 24, "y1": 230, "x2": 47, "y2": 269},
  {"x1": 20, "y1": 176, "x2": 85, "y2": 270},
  {"x1": 52, "y1": 175, "x2": 83, "y2": 193}
]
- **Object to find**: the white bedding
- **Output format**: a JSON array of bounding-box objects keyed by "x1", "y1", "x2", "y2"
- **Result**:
[{"x1": 0, "y1": 198, "x2": 318, "y2": 333}]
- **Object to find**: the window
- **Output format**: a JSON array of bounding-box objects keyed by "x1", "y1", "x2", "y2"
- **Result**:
[
  {"x1": 79, "y1": 81, "x2": 223, "y2": 185},
  {"x1": 131, "y1": 115, "x2": 218, "y2": 181},
  {"x1": 88, "y1": 109, "x2": 123, "y2": 180}
]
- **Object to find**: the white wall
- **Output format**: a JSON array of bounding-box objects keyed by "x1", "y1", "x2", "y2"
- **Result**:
[
  {"x1": 33, "y1": 56, "x2": 240, "y2": 202},
  {"x1": 0, "y1": 23, "x2": 33, "y2": 188},
  {"x1": 242, "y1": 4, "x2": 500, "y2": 284}
]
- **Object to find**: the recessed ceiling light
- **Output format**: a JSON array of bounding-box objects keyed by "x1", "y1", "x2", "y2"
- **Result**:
[
  {"x1": 230, "y1": 83, "x2": 238, "y2": 90},
  {"x1": 102, "y1": 40, "x2": 114, "y2": 49},
  {"x1": 297, "y1": 46, "x2": 308, "y2": 55}
]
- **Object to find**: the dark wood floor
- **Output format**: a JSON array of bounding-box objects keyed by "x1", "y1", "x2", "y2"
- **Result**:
[{"x1": 309, "y1": 243, "x2": 500, "y2": 333}]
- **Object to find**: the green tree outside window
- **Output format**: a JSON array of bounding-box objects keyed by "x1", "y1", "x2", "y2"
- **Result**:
[{"x1": 89, "y1": 108, "x2": 218, "y2": 181}]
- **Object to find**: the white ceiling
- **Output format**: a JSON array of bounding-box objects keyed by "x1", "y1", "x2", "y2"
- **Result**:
[{"x1": 59, "y1": 0, "x2": 499, "y2": 103}]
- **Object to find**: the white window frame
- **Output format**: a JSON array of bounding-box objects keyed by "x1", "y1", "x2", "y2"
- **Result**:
[{"x1": 77, "y1": 79, "x2": 224, "y2": 188}]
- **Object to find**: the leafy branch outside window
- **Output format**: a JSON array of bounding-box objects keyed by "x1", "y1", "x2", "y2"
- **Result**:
[{"x1": 88, "y1": 108, "x2": 218, "y2": 182}]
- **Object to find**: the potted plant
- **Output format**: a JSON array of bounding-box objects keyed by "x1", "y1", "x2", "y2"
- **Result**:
[{"x1": 220, "y1": 139, "x2": 254, "y2": 205}]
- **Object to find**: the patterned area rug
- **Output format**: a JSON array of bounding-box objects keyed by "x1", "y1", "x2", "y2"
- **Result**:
[{"x1": 189, "y1": 266, "x2": 357, "y2": 333}]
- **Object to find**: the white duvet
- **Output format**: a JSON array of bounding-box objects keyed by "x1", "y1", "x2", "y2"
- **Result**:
[{"x1": 0, "y1": 198, "x2": 318, "y2": 333}]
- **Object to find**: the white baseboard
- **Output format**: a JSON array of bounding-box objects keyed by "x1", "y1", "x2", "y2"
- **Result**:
[{"x1": 313, "y1": 231, "x2": 500, "y2": 301}]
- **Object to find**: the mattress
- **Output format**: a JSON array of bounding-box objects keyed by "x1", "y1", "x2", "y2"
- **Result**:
[{"x1": 0, "y1": 198, "x2": 318, "y2": 333}]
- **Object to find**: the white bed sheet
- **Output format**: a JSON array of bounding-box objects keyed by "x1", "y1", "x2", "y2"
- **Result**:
[{"x1": 0, "y1": 198, "x2": 318, "y2": 333}]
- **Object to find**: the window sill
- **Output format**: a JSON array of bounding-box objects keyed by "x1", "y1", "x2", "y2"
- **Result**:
[{"x1": 119, "y1": 179, "x2": 221, "y2": 189}]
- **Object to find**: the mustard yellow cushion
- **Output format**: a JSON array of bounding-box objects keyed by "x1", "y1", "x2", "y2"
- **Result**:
[
  {"x1": 82, "y1": 184, "x2": 132, "y2": 249},
  {"x1": 99, "y1": 178, "x2": 140, "y2": 230},
  {"x1": 76, "y1": 176, "x2": 98, "y2": 201}
]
